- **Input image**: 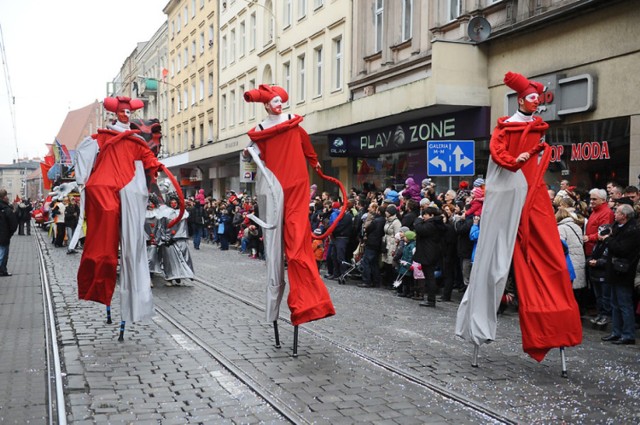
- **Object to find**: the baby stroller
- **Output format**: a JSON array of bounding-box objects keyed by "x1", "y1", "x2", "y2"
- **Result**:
[{"x1": 337, "y1": 242, "x2": 364, "y2": 285}]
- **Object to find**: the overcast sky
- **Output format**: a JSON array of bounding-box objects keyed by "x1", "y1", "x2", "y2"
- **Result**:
[{"x1": 0, "y1": 0, "x2": 167, "y2": 164}]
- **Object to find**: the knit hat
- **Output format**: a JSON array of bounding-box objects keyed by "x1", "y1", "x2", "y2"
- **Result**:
[
  {"x1": 459, "y1": 181, "x2": 469, "y2": 189},
  {"x1": 386, "y1": 204, "x2": 397, "y2": 216},
  {"x1": 313, "y1": 228, "x2": 323, "y2": 235},
  {"x1": 504, "y1": 71, "x2": 545, "y2": 100},
  {"x1": 403, "y1": 230, "x2": 416, "y2": 241},
  {"x1": 332, "y1": 201, "x2": 340, "y2": 209},
  {"x1": 473, "y1": 178, "x2": 485, "y2": 187},
  {"x1": 422, "y1": 178, "x2": 431, "y2": 186},
  {"x1": 399, "y1": 226, "x2": 410, "y2": 233},
  {"x1": 471, "y1": 187, "x2": 484, "y2": 198},
  {"x1": 243, "y1": 84, "x2": 289, "y2": 103}
]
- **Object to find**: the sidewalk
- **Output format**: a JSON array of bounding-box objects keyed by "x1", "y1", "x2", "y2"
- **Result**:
[{"x1": 0, "y1": 232, "x2": 48, "y2": 423}]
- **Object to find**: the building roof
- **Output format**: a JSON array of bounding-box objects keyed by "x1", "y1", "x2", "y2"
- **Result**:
[{"x1": 55, "y1": 101, "x2": 101, "y2": 151}]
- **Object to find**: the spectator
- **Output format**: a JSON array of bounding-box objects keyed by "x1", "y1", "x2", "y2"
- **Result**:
[
  {"x1": 17, "y1": 197, "x2": 32, "y2": 236},
  {"x1": 381, "y1": 204, "x2": 402, "y2": 288},
  {"x1": 52, "y1": 197, "x2": 67, "y2": 248},
  {"x1": 439, "y1": 204, "x2": 458, "y2": 302},
  {"x1": 584, "y1": 189, "x2": 614, "y2": 257},
  {"x1": 556, "y1": 207, "x2": 587, "y2": 313},
  {"x1": 587, "y1": 224, "x2": 612, "y2": 326},
  {"x1": 0, "y1": 189, "x2": 18, "y2": 276},
  {"x1": 454, "y1": 203, "x2": 475, "y2": 291},
  {"x1": 402, "y1": 177, "x2": 422, "y2": 202},
  {"x1": 396, "y1": 230, "x2": 416, "y2": 298},
  {"x1": 64, "y1": 197, "x2": 79, "y2": 253},
  {"x1": 601, "y1": 204, "x2": 640, "y2": 345},
  {"x1": 359, "y1": 203, "x2": 385, "y2": 288},
  {"x1": 312, "y1": 228, "x2": 324, "y2": 271},
  {"x1": 401, "y1": 198, "x2": 418, "y2": 230},
  {"x1": 217, "y1": 209, "x2": 232, "y2": 250},
  {"x1": 413, "y1": 206, "x2": 445, "y2": 307},
  {"x1": 455, "y1": 181, "x2": 471, "y2": 203},
  {"x1": 328, "y1": 201, "x2": 353, "y2": 280},
  {"x1": 465, "y1": 186, "x2": 484, "y2": 218},
  {"x1": 188, "y1": 197, "x2": 206, "y2": 249}
]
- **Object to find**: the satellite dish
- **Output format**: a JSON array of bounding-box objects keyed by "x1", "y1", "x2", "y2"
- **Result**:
[{"x1": 468, "y1": 16, "x2": 491, "y2": 42}]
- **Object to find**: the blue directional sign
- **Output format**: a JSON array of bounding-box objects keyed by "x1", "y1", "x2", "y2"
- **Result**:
[{"x1": 427, "y1": 140, "x2": 475, "y2": 176}]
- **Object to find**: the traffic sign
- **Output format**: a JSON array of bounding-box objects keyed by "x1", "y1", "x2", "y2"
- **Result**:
[{"x1": 427, "y1": 140, "x2": 475, "y2": 176}]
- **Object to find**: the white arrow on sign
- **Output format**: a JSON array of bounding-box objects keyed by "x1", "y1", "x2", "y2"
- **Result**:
[
  {"x1": 429, "y1": 156, "x2": 447, "y2": 172},
  {"x1": 453, "y1": 145, "x2": 473, "y2": 172}
]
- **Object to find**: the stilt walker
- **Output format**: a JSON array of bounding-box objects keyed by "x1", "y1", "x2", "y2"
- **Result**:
[
  {"x1": 243, "y1": 85, "x2": 342, "y2": 356},
  {"x1": 455, "y1": 72, "x2": 582, "y2": 374},
  {"x1": 75, "y1": 96, "x2": 184, "y2": 341}
]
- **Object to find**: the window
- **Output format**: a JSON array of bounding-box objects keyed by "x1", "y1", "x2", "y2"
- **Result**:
[
  {"x1": 221, "y1": 94, "x2": 227, "y2": 129},
  {"x1": 402, "y1": 0, "x2": 412, "y2": 42},
  {"x1": 201, "y1": 0, "x2": 205, "y2": 9},
  {"x1": 448, "y1": 0, "x2": 461, "y2": 21},
  {"x1": 183, "y1": 6, "x2": 188, "y2": 25},
  {"x1": 183, "y1": 88, "x2": 188, "y2": 110},
  {"x1": 249, "y1": 12, "x2": 256, "y2": 51},
  {"x1": 170, "y1": 59, "x2": 175, "y2": 77},
  {"x1": 208, "y1": 72, "x2": 214, "y2": 96},
  {"x1": 191, "y1": 0, "x2": 196, "y2": 17},
  {"x1": 183, "y1": 47, "x2": 189, "y2": 68},
  {"x1": 263, "y1": 5, "x2": 274, "y2": 45},
  {"x1": 171, "y1": 96, "x2": 175, "y2": 115},
  {"x1": 283, "y1": 0, "x2": 292, "y2": 28},
  {"x1": 374, "y1": 0, "x2": 383, "y2": 52},
  {"x1": 199, "y1": 32, "x2": 205, "y2": 53},
  {"x1": 171, "y1": 21, "x2": 175, "y2": 39},
  {"x1": 297, "y1": 54, "x2": 306, "y2": 102},
  {"x1": 283, "y1": 61, "x2": 291, "y2": 104},
  {"x1": 209, "y1": 24, "x2": 214, "y2": 49},
  {"x1": 177, "y1": 54, "x2": 181, "y2": 72},
  {"x1": 191, "y1": 127, "x2": 195, "y2": 147},
  {"x1": 314, "y1": 0, "x2": 323, "y2": 9},
  {"x1": 333, "y1": 36, "x2": 343, "y2": 90},
  {"x1": 298, "y1": 0, "x2": 307, "y2": 19},
  {"x1": 249, "y1": 79, "x2": 256, "y2": 119},
  {"x1": 199, "y1": 122, "x2": 204, "y2": 145},
  {"x1": 208, "y1": 119, "x2": 213, "y2": 142},
  {"x1": 230, "y1": 29, "x2": 236, "y2": 63},
  {"x1": 177, "y1": 14, "x2": 181, "y2": 33},
  {"x1": 240, "y1": 21, "x2": 246, "y2": 57},
  {"x1": 230, "y1": 89, "x2": 236, "y2": 126},
  {"x1": 191, "y1": 82, "x2": 196, "y2": 105},
  {"x1": 222, "y1": 35, "x2": 227, "y2": 67},
  {"x1": 199, "y1": 76, "x2": 205, "y2": 101},
  {"x1": 314, "y1": 46, "x2": 323, "y2": 97},
  {"x1": 191, "y1": 41, "x2": 196, "y2": 60},
  {"x1": 183, "y1": 128, "x2": 188, "y2": 150},
  {"x1": 238, "y1": 85, "x2": 245, "y2": 123}
]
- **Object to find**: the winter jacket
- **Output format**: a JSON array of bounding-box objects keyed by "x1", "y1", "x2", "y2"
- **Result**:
[
  {"x1": 557, "y1": 217, "x2": 586, "y2": 289},
  {"x1": 606, "y1": 218, "x2": 640, "y2": 287},
  {"x1": 0, "y1": 199, "x2": 18, "y2": 245},
  {"x1": 382, "y1": 215, "x2": 402, "y2": 264},
  {"x1": 584, "y1": 203, "x2": 614, "y2": 256},
  {"x1": 412, "y1": 215, "x2": 445, "y2": 266},
  {"x1": 401, "y1": 178, "x2": 422, "y2": 202},
  {"x1": 364, "y1": 213, "x2": 385, "y2": 251},
  {"x1": 454, "y1": 216, "x2": 474, "y2": 259}
]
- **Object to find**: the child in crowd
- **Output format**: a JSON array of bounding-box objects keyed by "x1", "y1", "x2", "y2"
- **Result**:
[
  {"x1": 312, "y1": 228, "x2": 324, "y2": 271},
  {"x1": 396, "y1": 230, "x2": 416, "y2": 297}
]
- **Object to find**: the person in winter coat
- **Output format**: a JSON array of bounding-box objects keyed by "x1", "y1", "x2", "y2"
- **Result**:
[
  {"x1": 439, "y1": 205, "x2": 458, "y2": 301},
  {"x1": 359, "y1": 204, "x2": 385, "y2": 288},
  {"x1": 556, "y1": 208, "x2": 587, "y2": 311},
  {"x1": 397, "y1": 230, "x2": 416, "y2": 297},
  {"x1": 587, "y1": 224, "x2": 612, "y2": 326},
  {"x1": 17, "y1": 197, "x2": 32, "y2": 236},
  {"x1": 413, "y1": 206, "x2": 445, "y2": 307},
  {"x1": 400, "y1": 199, "x2": 418, "y2": 230},
  {"x1": 401, "y1": 177, "x2": 422, "y2": 202},
  {"x1": 453, "y1": 203, "x2": 475, "y2": 290},
  {"x1": 217, "y1": 209, "x2": 232, "y2": 250},
  {"x1": 0, "y1": 189, "x2": 18, "y2": 276},
  {"x1": 600, "y1": 204, "x2": 640, "y2": 345},
  {"x1": 382, "y1": 204, "x2": 402, "y2": 287}
]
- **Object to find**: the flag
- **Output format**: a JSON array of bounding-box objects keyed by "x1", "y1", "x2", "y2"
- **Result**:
[{"x1": 54, "y1": 139, "x2": 72, "y2": 164}]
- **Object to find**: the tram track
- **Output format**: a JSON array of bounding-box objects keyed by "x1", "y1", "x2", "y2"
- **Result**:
[
  {"x1": 165, "y1": 276, "x2": 519, "y2": 424},
  {"x1": 34, "y1": 229, "x2": 68, "y2": 425}
]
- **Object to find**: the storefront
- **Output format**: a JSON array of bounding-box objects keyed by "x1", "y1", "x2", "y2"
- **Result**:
[{"x1": 328, "y1": 107, "x2": 491, "y2": 193}]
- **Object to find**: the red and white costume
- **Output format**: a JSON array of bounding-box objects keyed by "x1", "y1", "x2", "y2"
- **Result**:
[
  {"x1": 245, "y1": 85, "x2": 335, "y2": 326},
  {"x1": 76, "y1": 97, "x2": 162, "y2": 323},
  {"x1": 456, "y1": 73, "x2": 582, "y2": 361}
]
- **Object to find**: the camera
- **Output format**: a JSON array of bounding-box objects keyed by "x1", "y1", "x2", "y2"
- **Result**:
[{"x1": 598, "y1": 225, "x2": 611, "y2": 236}]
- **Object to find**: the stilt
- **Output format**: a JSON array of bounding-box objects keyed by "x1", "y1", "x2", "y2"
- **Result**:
[
  {"x1": 292, "y1": 325, "x2": 299, "y2": 357},
  {"x1": 106, "y1": 305, "x2": 112, "y2": 324},
  {"x1": 118, "y1": 320, "x2": 126, "y2": 342},
  {"x1": 471, "y1": 344, "x2": 479, "y2": 367},
  {"x1": 273, "y1": 321, "x2": 281, "y2": 348},
  {"x1": 560, "y1": 347, "x2": 568, "y2": 378}
]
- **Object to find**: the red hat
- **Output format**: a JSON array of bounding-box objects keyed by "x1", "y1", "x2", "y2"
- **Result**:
[
  {"x1": 243, "y1": 84, "x2": 289, "y2": 104},
  {"x1": 331, "y1": 201, "x2": 340, "y2": 209},
  {"x1": 503, "y1": 72, "x2": 544, "y2": 100},
  {"x1": 103, "y1": 96, "x2": 144, "y2": 113},
  {"x1": 459, "y1": 181, "x2": 469, "y2": 189}
]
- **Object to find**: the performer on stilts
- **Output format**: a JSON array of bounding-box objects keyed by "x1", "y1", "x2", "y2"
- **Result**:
[
  {"x1": 75, "y1": 96, "x2": 184, "y2": 340},
  {"x1": 455, "y1": 72, "x2": 582, "y2": 366},
  {"x1": 243, "y1": 85, "x2": 336, "y2": 353}
]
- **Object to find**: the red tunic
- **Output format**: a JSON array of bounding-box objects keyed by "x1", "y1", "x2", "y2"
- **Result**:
[
  {"x1": 247, "y1": 115, "x2": 335, "y2": 326},
  {"x1": 490, "y1": 116, "x2": 582, "y2": 361},
  {"x1": 77, "y1": 129, "x2": 159, "y2": 306}
]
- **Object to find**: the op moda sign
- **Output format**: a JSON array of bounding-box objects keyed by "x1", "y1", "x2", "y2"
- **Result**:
[{"x1": 329, "y1": 107, "x2": 490, "y2": 157}]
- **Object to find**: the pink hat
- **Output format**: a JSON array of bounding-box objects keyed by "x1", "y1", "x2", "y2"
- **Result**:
[
  {"x1": 504, "y1": 72, "x2": 544, "y2": 100},
  {"x1": 103, "y1": 96, "x2": 144, "y2": 113},
  {"x1": 471, "y1": 187, "x2": 484, "y2": 198},
  {"x1": 243, "y1": 84, "x2": 289, "y2": 103}
]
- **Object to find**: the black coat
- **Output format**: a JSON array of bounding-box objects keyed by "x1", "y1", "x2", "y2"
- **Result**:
[
  {"x1": 401, "y1": 210, "x2": 417, "y2": 230},
  {"x1": 364, "y1": 213, "x2": 385, "y2": 251},
  {"x1": 412, "y1": 215, "x2": 445, "y2": 266},
  {"x1": 0, "y1": 200, "x2": 18, "y2": 245},
  {"x1": 453, "y1": 216, "x2": 475, "y2": 259},
  {"x1": 606, "y1": 218, "x2": 640, "y2": 287},
  {"x1": 333, "y1": 211, "x2": 353, "y2": 238}
]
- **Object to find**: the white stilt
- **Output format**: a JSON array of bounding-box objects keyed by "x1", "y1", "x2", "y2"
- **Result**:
[{"x1": 471, "y1": 344, "x2": 479, "y2": 367}]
